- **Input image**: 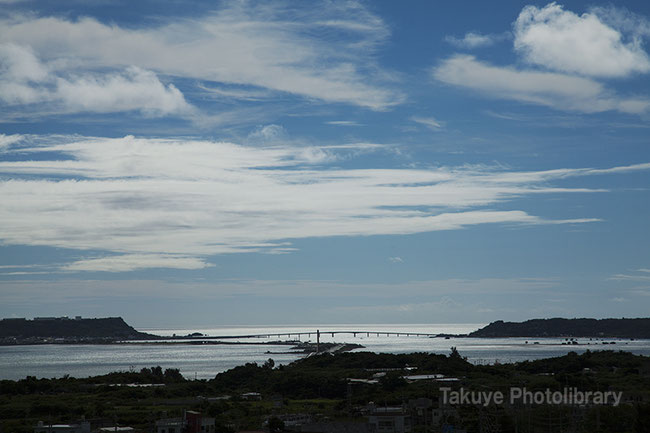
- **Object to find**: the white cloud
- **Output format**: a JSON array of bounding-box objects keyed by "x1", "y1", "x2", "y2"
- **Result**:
[
  {"x1": 0, "y1": 133, "x2": 24, "y2": 150},
  {"x1": 590, "y1": 6, "x2": 650, "y2": 40},
  {"x1": 0, "y1": 44, "x2": 192, "y2": 116},
  {"x1": 0, "y1": 43, "x2": 48, "y2": 104},
  {"x1": 610, "y1": 268, "x2": 650, "y2": 282},
  {"x1": 0, "y1": 2, "x2": 402, "y2": 110},
  {"x1": 246, "y1": 124, "x2": 286, "y2": 143},
  {"x1": 388, "y1": 256, "x2": 404, "y2": 263},
  {"x1": 55, "y1": 67, "x2": 192, "y2": 116},
  {"x1": 0, "y1": 135, "x2": 642, "y2": 271},
  {"x1": 0, "y1": 43, "x2": 47, "y2": 82},
  {"x1": 445, "y1": 32, "x2": 508, "y2": 49},
  {"x1": 514, "y1": 3, "x2": 650, "y2": 77},
  {"x1": 433, "y1": 55, "x2": 650, "y2": 114},
  {"x1": 325, "y1": 120, "x2": 362, "y2": 126},
  {"x1": 62, "y1": 254, "x2": 212, "y2": 272},
  {"x1": 611, "y1": 274, "x2": 650, "y2": 282},
  {"x1": 411, "y1": 116, "x2": 444, "y2": 130},
  {"x1": 436, "y1": 4, "x2": 650, "y2": 116},
  {"x1": 197, "y1": 84, "x2": 274, "y2": 101}
]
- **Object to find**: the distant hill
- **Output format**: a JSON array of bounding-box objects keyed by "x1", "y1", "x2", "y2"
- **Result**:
[
  {"x1": 469, "y1": 318, "x2": 650, "y2": 339},
  {"x1": 0, "y1": 317, "x2": 156, "y2": 341}
]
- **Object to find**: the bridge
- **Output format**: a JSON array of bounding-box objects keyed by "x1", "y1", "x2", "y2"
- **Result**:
[
  {"x1": 186, "y1": 330, "x2": 443, "y2": 339},
  {"x1": 177, "y1": 329, "x2": 454, "y2": 353}
]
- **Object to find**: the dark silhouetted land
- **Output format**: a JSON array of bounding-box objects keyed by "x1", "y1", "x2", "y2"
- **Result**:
[
  {"x1": 0, "y1": 317, "x2": 156, "y2": 344},
  {"x1": 470, "y1": 317, "x2": 650, "y2": 339}
]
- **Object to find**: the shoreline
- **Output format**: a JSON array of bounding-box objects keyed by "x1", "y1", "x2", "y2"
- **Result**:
[
  {"x1": 0, "y1": 348, "x2": 648, "y2": 382},
  {"x1": 0, "y1": 334, "x2": 641, "y2": 346},
  {"x1": 2, "y1": 342, "x2": 650, "y2": 382}
]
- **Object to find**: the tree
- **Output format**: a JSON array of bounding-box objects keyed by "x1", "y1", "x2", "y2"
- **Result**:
[
  {"x1": 268, "y1": 417, "x2": 285, "y2": 432},
  {"x1": 164, "y1": 368, "x2": 185, "y2": 382}
]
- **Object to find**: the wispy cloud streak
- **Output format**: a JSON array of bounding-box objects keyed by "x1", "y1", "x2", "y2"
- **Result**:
[
  {"x1": 433, "y1": 55, "x2": 650, "y2": 114},
  {"x1": 0, "y1": 135, "x2": 639, "y2": 271},
  {"x1": 0, "y1": 1, "x2": 402, "y2": 112}
]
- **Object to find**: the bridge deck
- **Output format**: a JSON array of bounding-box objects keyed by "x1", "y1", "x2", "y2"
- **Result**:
[{"x1": 181, "y1": 330, "x2": 445, "y2": 340}]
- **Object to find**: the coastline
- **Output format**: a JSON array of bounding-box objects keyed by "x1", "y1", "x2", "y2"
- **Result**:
[{"x1": 2, "y1": 349, "x2": 649, "y2": 432}]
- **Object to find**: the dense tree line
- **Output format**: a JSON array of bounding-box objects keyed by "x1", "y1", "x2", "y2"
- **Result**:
[{"x1": 1, "y1": 350, "x2": 649, "y2": 432}]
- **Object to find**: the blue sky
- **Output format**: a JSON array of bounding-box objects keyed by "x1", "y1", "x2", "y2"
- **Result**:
[{"x1": 1, "y1": 0, "x2": 649, "y2": 327}]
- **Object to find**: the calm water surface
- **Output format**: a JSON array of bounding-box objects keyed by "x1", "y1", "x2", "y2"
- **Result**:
[{"x1": 2, "y1": 324, "x2": 649, "y2": 380}]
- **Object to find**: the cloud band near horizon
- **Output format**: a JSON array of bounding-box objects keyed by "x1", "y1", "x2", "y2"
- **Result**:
[{"x1": 0, "y1": 134, "x2": 644, "y2": 272}]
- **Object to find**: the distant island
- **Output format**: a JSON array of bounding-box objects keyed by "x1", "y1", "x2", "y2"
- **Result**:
[
  {"x1": 0, "y1": 317, "x2": 362, "y2": 354},
  {"x1": 470, "y1": 317, "x2": 650, "y2": 339},
  {"x1": 3, "y1": 316, "x2": 650, "y2": 345},
  {"x1": 0, "y1": 316, "x2": 157, "y2": 344}
]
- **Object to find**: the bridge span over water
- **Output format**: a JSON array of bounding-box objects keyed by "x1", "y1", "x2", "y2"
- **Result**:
[
  {"x1": 189, "y1": 330, "x2": 446, "y2": 339},
  {"x1": 179, "y1": 329, "x2": 455, "y2": 350}
]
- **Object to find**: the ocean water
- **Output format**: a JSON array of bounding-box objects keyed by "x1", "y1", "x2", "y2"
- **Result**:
[{"x1": 1, "y1": 324, "x2": 649, "y2": 380}]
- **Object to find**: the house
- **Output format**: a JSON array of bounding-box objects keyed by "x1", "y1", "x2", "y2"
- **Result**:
[
  {"x1": 96, "y1": 428, "x2": 135, "y2": 433},
  {"x1": 299, "y1": 421, "x2": 372, "y2": 433},
  {"x1": 241, "y1": 392, "x2": 262, "y2": 400},
  {"x1": 366, "y1": 405, "x2": 411, "y2": 433},
  {"x1": 186, "y1": 411, "x2": 216, "y2": 433},
  {"x1": 155, "y1": 411, "x2": 215, "y2": 433},
  {"x1": 431, "y1": 405, "x2": 460, "y2": 428},
  {"x1": 407, "y1": 398, "x2": 433, "y2": 427},
  {"x1": 156, "y1": 418, "x2": 185, "y2": 433},
  {"x1": 264, "y1": 413, "x2": 312, "y2": 428},
  {"x1": 34, "y1": 421, "x2": 91, "y2": 433}
]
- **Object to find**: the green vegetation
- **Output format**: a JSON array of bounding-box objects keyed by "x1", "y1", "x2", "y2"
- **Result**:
[{"x1": 1, "y1": 350, "x2": 649, "y2": 432}]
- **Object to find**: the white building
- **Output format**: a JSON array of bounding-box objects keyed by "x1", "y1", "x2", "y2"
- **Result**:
[
  {"x1": 96, "y1": 428, "x2": 135, "y2": 433},
  {"x1": 34, "y1": 421, "x2": 90, "y2": 433},
  {"x1": 367, "y1": 407, "x2": 411, "y2": 433},
  {"x1": 155, "y1": 418, "x2": 185, "y2": 433}
]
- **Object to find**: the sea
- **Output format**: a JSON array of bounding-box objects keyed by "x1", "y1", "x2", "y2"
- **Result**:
[{"x1": 2, "y1": 323, "x2": 650, "y2": 381}]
